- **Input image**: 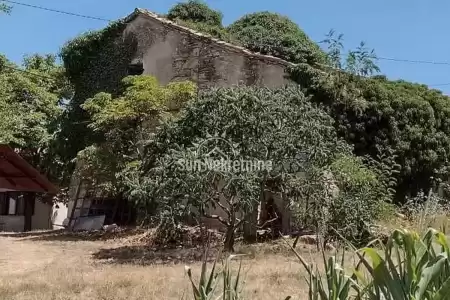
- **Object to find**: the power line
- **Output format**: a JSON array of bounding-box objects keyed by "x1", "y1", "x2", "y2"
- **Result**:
[
  {"x1": 7, "y1": 0, "x2": 450, "y2": 68},
  {"x1": 377, "y1": 56, "x2": 450, "y2": 66},
  {"x1": 1, "y1": 64, "x2": 57, "y2": 81},
  {"x1": 3, "y1": 0, "x2": 111, "y2": 22},
  {"x1": 5, "y1": 1, "x2": 450, "y2": 88},
  {"x1": 429, "y1": 83, "x2": 450, "y2": 87}
]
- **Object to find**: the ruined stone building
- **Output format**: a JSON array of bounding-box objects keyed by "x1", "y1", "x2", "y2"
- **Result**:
[
  {"x1": 64, "y1": 9, "x2": 293, "y2": 233},
  {"x1": 123, "y1": 8, "x2": 291, "y2": 88}
]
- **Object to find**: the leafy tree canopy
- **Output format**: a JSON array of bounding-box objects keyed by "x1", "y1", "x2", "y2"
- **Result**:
[
  {"x1": 77, "y1": 75, "x2": 196, "y2": 194},
  {"x1": 130, "y1": 85, "x2": 383, "y2": 248},
  {"x1": 0, "y1": 54, "x2": 68, "y2": 180},
  {"x1": 227, "y1": 12, "x2": 327, "y2": 64},
  {"x1": 167, "y1": 0, "x2": 223, "y2": 27},
  {"x1": 291, "y1": 62, "x2": 450, "y2": 201}
]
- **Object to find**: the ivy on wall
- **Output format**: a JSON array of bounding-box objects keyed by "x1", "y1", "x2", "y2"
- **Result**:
[{"x1": 58, "y1": 21, "x2": 137, "y2": 167}]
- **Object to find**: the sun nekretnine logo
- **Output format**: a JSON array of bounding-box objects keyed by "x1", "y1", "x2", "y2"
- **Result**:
[
  {"x1": 174, "y1": 137, "x2": 310, "y2": 174},
  {"x1": 176, "y1": 137, "x2": 273, "y2": 173}
]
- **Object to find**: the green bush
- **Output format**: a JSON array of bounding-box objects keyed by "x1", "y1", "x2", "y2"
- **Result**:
[
  {"x1": 167, "y1": 0, "x2": 223, "y2": 26},
  {"x1": 326, "y1": 154, "x2": 384, "y2": 245},
  {"x1": 290, "y1": 63, "x2": 450, "y2": 202},
  {"x1": 228, "y1": 12, "x2": 326, "y2": 64},
  {"x1": 134, "y1": 85, "x2": 385, "y2": 250}
]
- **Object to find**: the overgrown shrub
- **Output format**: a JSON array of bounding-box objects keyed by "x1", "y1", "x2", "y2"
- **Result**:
[
  {"x1": 74, "y1": 76, "x2": 196, "y2": 214},
  {"x1": 228, "y1": 12, "x2": 327, "y2": 64},
  {"x1": 132, "y1": 85, "x2": 385, "y2": 250},
  {"x1": 326, "y1": 155, "x2": 384, "y2": 245},
  {"x1": 290, "y1": 63, "x2": 450, "y2": 202},
  {"x1": 167, "y1": 0, "x2": 223, "y2": 26}
]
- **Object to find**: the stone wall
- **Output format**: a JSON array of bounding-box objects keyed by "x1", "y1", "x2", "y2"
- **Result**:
[
  {"x1": 122, "y1": 9, "x2": 291, "y2": 89},
  {"x1": 65, "y1": 10, "x2": 292, "y2": 231}
]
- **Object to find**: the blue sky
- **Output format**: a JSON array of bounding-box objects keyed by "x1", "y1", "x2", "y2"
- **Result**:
[{"x1": 1, "y1": 0, "x2": 450, "y2": 93}]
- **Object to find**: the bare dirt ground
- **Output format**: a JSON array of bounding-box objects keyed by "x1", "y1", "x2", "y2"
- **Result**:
[{"x1": 0, "y1": 230, "x2": 314, "y2": 300}]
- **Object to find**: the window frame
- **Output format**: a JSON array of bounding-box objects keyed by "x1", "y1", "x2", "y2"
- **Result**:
[{"x1": 0, "y1": 192, "x2": 34, "y2": 216}]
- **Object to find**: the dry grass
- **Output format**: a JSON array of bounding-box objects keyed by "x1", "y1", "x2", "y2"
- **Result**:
[{"x1": 0, "y1": 231, "x2": 322, "y2": 300}]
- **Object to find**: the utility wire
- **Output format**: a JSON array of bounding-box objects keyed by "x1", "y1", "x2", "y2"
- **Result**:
[
  {"x1": 3, "y1": 0, "x2": 111, "y2": 22},
  {"x1": 429, "y1": 83, "x2": 450, "y2": 87},
  {"x1": 5, "y1": 0, "x2": 450, "y2": 88},
  {"x1": 1, "y1": 64, "x2": 57, "y2": 81},
  {"x1": 7, "y1": 0, "x2": 450, "y2": 68},
  {"x1": 377, "y1": 56, "x2": 450, "y2": 66}
]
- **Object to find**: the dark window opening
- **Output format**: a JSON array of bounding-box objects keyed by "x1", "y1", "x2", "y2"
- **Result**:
[
  {"x1": 128, "y1": 62, "x2": 144, "y2": 76},
  {"x1": 0, "y1": 192, "x2": 33, "y2": 216}
]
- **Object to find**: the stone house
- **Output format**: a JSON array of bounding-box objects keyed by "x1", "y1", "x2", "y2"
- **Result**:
[{"x1": 65, "y1": 8, "x2": 294, "y2": 233}]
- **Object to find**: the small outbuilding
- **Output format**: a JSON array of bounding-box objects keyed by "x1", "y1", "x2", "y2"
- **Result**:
[{"x1": 0, "y1": 145, "x2": 58, "y2": 232}]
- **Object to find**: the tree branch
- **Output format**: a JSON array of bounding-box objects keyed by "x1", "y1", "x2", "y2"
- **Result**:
[
  {"x1": 235, "y1": 217, "x2": 245, "y2": 228},
  {"x1": 257, "y1": 215, "x2": 279, "y2": 229},
  {"x1": 212, "y1": 197, "x2": 231, "y2": 218},
  {"x1": 203, "y1": 214, "x2": 229, "y2": 226}
]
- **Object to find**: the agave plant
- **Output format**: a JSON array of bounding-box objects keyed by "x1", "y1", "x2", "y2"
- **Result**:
[
  {"x1": 356, "y1": 228, "x2": 450, "y2": 300},
  {"x1": 185, "y1": 249, "x2": 245, "y2": 300},
  {"x1": 284, "y1": 237, "x2": 362, "y2": 300},
  {"x1": 185, "y1": 253, "x2": 220, "y2": 300}
]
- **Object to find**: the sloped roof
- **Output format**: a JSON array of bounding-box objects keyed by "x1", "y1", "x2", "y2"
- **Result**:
[
  {"x1": 125, "y1": 8, "x2": 295, "y2": 67},
  {"x1": 0, "y1": 145, "x2": 58, "y2": 194}
]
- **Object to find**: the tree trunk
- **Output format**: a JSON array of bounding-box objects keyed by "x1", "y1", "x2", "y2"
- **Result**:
[
  {"x1": 223, "y1": 225, "x2": 235, "y2": 252},
  {"x1": 243, "y1": 210, "x2": 257, "y2": 243}
]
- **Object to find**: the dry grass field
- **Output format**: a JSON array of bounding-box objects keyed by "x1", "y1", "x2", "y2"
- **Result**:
[{"x1": 0, "y1": 230, "x2": 321, "y2": 300}]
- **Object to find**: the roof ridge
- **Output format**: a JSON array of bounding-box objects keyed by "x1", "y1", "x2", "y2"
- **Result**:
[{"x1": 125, "y1": 8, "x2": 295, "y2": 67}]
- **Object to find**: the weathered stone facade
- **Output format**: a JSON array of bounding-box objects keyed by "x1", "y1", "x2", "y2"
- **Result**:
[
  {"x1": 123, "y1": 9, "x2": 291, "y2": 89},
  {"x1": 65, "y1": 8, "x2": 293, "y2": 232}
]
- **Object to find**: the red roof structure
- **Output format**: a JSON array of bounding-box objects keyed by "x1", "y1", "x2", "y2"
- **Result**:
[{"x1": 0, "y1": 145, "x2": 58, "y2": 194}]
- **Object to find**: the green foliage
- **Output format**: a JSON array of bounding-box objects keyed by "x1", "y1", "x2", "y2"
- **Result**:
[
  {"x1": 82, "y1": 76, "x2": 196, "y2": 130},
  {"x1": 58, "y1": 21, "x2": 134, "y2": 167},
  {"x1": 167, "y1": 1, "x2": 234, "y2": 42},
  {"x1": 176, "y1": 19, "x2": 235, "y2": 42},
  {"x1": 287, "y1": 238, "x2": 359, "y2": 300},
  {"x1": 292, "y1": 152, "x2": 386, "y2": 246},
  {"x1": 167, "y1": 0, "x2": 223, "y2": 26},
  {"x1": 356, "y1": 228, "x2": 450, "y2": 300},
  {"x1": 346, "y1": 42, "x2": 380, "y2": 77},
  {"x1": 321, "y1": 30, "x2": 380, "y2": 76},
  {"x1": 290, "y1": 62, "x2": 450, "y2": 201},
  {"x1": 185, "y1": 252, "x2": 244, "y2": 300},
  {"x1": 0, "y1": 1, "x2": 11, "y2": 14},
  {"x1": 286, "y1": 228, "x2": 450, "y2": 300},
  {"x1": 134, "y1": 85, "x2": 364, "y2": 250},
  {"x1": 0, "y1": 54, "x2": 66, "y2": 180},
  {"x1": 326, "y1": 154, "x2": 384, "y2": 245},
  {"x1": 78, "y1": 75, "x2": 196, "y2": 200},
  {"x1": 167, "y1": 2, "x2": 326, "y2": 64},
  {"x1": 60, "y1": 21, "x2": 127, "y2": 84},
  {"x1": 228, "y1": 12, "x2": 327, "y2": 64}
]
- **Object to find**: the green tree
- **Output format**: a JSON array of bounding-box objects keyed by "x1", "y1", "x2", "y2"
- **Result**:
[
  {"x1": 167, "y1": 0, "x2": 231, "y2": 41},
  {"x1": 290, "y1": 62, "x2": 450, "y2": 202},
  {"x1": 167, "y1": 0, "x2": 223, "y2": 26},
  {"x1": 132, "y1": 85, "x2": 382, "y2": 250},
  {"x1": 0, "y1": 54, "x2": 66, "y2": 180},
  {"x1": 228, "y1": 12, "x2": 327, "y2": 64},
  {"x1": 78, "y1": 75, "x2": 196, "y2": 198},
  {"x1": 0, "y1": 1, "x2": 11, "y2": 14},
  {"x1": 321, "y1": 30, "x2": 380, "y2": 76}
]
